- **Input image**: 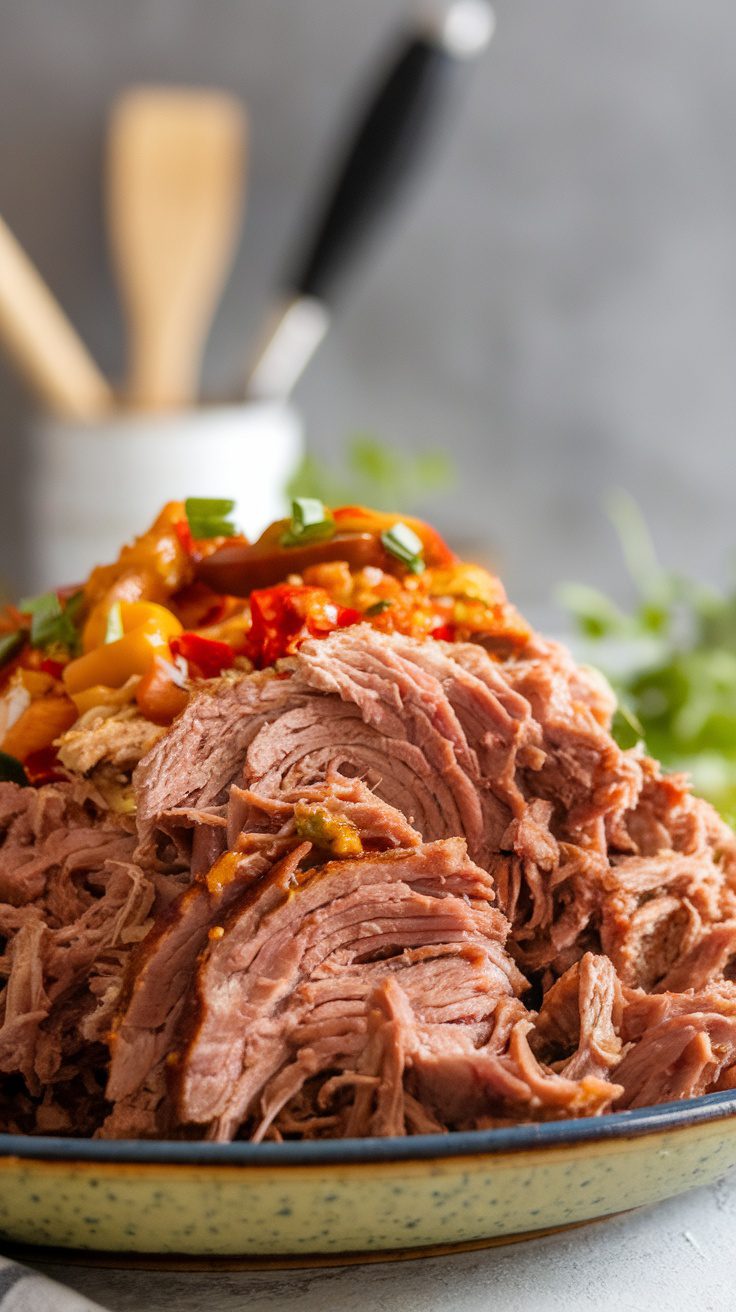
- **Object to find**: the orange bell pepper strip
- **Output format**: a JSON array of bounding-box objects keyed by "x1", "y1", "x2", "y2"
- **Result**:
[
  {"x1": 195, "y1": 505, "x2": 456, "y2": 597},
  {"x1": 2, "y1": 695, "x2": 77, "y2": 762},
  {"x1": 332, "y1": 506, "x2": 456, "y2": 567},
  {"x1": 62, "y1": 614, "x2": 182, "y2": 695},
  {"x1": 84, "y1": 501, "x2": 194, "y2": 608},
  {"x1": 255, "y1": 505, "x2": 456, "y2": 569}
]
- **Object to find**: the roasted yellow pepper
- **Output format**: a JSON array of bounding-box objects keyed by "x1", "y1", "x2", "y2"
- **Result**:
[
  {"x1": 82, "y1": 600, "x2": 182, "y2": 654},
  {"x1": 63, "y1": 613, "x2": 182, "y2": 695}
]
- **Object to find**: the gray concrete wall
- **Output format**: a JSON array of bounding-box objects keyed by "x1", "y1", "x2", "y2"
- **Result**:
[{"x1": 1, "y1": 0, "x2": 734, "y2": 616}]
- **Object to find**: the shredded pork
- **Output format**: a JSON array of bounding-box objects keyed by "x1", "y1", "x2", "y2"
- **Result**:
[{"x1": 2, "y1": 622, "x2": 736, "y2": 1138}]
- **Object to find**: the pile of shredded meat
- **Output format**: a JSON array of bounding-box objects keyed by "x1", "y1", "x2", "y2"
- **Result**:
[{"x1": 3, "y1": 623, "x2": 736, "y2": 1140}]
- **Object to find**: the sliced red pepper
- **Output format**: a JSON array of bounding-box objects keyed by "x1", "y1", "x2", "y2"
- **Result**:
[
  {"x1": 24, "y1": 746, "x2": 66, "y2": 786},
  {"x1": 245, "y1": 585, "x2": 361, "y2": 668},
  {"x1": 170, "y1": 632, "x2": 235, "y2": 680}
]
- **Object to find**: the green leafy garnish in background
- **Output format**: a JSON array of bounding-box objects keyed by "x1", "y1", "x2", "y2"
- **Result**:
[
  {"x1": 560, "y1": 491, "x2": 736, "y2": 825},
  {"x1": 19, "y1": 590, "x2": 84, "y2": 653},
  {"x1": 287, "y1": 435, "x2": 455, "y2": 513}
]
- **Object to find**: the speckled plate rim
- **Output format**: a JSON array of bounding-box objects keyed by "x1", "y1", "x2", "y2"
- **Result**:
[{"x1": 2, "y1": 1089, "x2": 736, "y2": 1166}]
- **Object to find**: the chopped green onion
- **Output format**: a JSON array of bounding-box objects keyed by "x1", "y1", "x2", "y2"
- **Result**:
[
  {"x1": 0, "y1": 750, "x2": 29, "y2": 787},
  {"x1": 104, "y1": 601, "x2": 124, "y2": 644},
  {"x1": 0, "y1": 631, "x2": 24, "y2": 667},
  {"x1": 185, "y1": 497, "x2": 236, "y2": 516},
  {"x1": 21, "y1": 592, "x2": 62, "y2": 647},
  {"x1": 19, "y1": 591, "x2": 82, "y2": 652},
  {"x1": 380, "y1": 522, "x2": 425, "y2": 575},
  {"x1": 365, "y1": 600, "x2": 393, "y2": 617},
  {"x1": 185, "y1": 497, "x2": 237, "y2": 540},
  {"x1": 280, "y1": 498, "x2": 335, "y2": 548},
  {"x1": 20, "y1": 591, "x2": 60, "y2": 620}
]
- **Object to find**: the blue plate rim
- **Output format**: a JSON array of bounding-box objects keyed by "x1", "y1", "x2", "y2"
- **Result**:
[{"x1": 2, "y1": 1089, "x2": 736, "y2": 1167}]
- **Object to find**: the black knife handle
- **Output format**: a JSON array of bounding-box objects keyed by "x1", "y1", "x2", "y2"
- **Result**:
[{"x1": 289, "y1": 28, "x2": 478, "y2": 305}]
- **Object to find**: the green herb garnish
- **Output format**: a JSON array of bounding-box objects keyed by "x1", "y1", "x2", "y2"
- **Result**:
[
  {"x1": 280, "y1": 498, "x2": 335, "y2": 548},
  {"x1": 365, "y1": 600, "x2": 393, "y2": 617},
  {"x1": 185, "y1": 498, "x2": 237, "y2": 540},
  {"x1": 0, "y1": 631, "x2": 24, "y2": 667},
  {"x1": 104, "y1": 601, "x2": 124, "y2": 644},
  {"x1": 0, "y1": 750, "x2": 29, "y2": 787},
  {"x1": 19, "y1": 591, "x2": 82, "y2": 652},
  {"x1": 560, "y1": 491, "x2": 736, "y2": 823},
  {"x1": 381, "y1": 522, "x2": 425, "y2": 575},
  {"x1": 287, "y1": 435, "x2": 455, "y2": 513}
]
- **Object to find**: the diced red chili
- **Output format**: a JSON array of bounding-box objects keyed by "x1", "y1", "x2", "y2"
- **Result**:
[
  {"x1": 245, "y1": 585, "x2": 361, "y2": 668},
  {"x1": 170, "y1": 632, "x2": 235, "y2": 680}
]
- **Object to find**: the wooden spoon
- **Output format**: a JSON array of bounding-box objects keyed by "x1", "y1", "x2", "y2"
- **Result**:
[
  {"x1": 107, "y1": 86, "x2": 247, "y2": 410},
  {"x1": 0, "y1": 213, "x2": 113, "y2": 418}
]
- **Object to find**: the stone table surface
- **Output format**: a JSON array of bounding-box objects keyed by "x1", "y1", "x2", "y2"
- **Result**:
[{"x1": 26, "y1": 1172, "x2": 736, "y2": 1312}]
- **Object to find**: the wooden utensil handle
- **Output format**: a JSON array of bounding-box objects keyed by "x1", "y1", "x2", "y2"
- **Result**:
[
  {"x1": 127, "y1": 317, "x2": 204, "y2": 412},
  {"x1": 0, "y1": 214, "x2": 113, "y2": 419},
  {"x1": 107, "y1": 86, "x2": 247, "y2": 410}
]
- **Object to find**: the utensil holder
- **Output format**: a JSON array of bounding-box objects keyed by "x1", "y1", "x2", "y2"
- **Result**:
[{"x1": 24, "y1": 402, "x2": 303, "y2": 591}]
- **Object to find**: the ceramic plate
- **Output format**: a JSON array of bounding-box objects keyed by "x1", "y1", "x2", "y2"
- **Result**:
[{"x1": 1, "y1": 1091, "x2": 736, "y2": 1264}]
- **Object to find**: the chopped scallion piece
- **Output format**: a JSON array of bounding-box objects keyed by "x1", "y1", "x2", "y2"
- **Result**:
[
  {"x1": 19, "y1": 590, "x2": 82, "y2": 652},
  {"x1": 20, "y1": 591, "x2": 60, "y2": 618},
  {"x1": 104, "y1": 601, "x2": 124, "y2": 644},
  {"x1": 365, "y1": 599, "x2": 393, "y2": 617},
  {"x1": 380, "y1": 522, "x2": 425, "y2": 575},
  {"x1": 185, "y1": 497, "x2": 237, "y2": 540},
  {"x1": 0, "y1": 630, "x2": 24, "y2": 667},
  {"x1": 280, "y1": 498, "x2": 335, "y2": 548},
  {"x1": 21, "y1": 592, "x2": 62, "y2": 647}
]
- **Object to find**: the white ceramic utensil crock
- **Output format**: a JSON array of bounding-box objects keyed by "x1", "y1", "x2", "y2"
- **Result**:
[{"x1": 23, "y1": 401, "x2": 303, "y2": 592}]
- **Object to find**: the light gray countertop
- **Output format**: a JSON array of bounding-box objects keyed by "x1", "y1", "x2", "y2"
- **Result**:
[{"x1": 28, "y1": 1172, "x2": 736, "y2": 1312}]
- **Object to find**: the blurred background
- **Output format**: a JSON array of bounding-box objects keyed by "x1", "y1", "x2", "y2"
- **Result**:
[{"x1": 1, "y1": 0, "x2": 735, "y2": 620}]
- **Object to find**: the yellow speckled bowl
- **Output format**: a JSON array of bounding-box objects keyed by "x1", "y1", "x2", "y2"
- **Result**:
[{"x1": 2, "y1": 1094, "x2": 736, "y2": 1265}]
